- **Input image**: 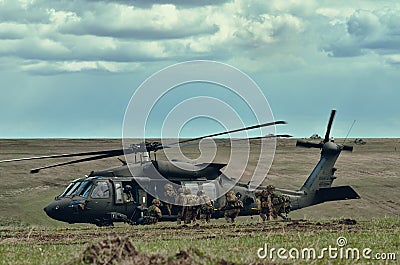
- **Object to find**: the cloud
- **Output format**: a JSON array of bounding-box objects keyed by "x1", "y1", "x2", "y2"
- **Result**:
[
  {"x1": 0, "y1": 0, "x2": 49, "y2": 23},
  {"x1": 0, "y1": 0, "x2": 399, "y2": 75},
  {"x1": 85, "y1": 0, "x2": 233, "y2": 8},
  {"x1": 322, "y1": 8, "x2": 400, "y2": 58},
  {"x1": 20, "y1": 60, "x2": 142, "y2": 75},
  {"x1": 0, "y1": 22, "x2": 30, "y2": 39},
  {"x1": 58, "y1": 4, "x2": 219, "y2": 40}
]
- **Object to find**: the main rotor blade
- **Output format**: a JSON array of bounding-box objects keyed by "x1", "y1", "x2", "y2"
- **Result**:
[
  {"x1": 179, "y1": 134, "x2": 292, "y2": 148},
  {"x1": 172, "y1": 120, "x2": 287, "y2": 146},
  {"x1": 324, "y1": 110, "x2": 336, "y2": 143},
  {"x1": 0, "y1": 149, "x2": 125, "y2": 163},
  {"x1": 30, "y1": 151, "x2": 129, "y2": 174},
  {"x1": 249, "y1": 134, "x2": 292, "y2": 140}
]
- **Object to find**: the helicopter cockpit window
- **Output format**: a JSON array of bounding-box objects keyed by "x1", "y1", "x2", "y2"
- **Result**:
[
  {"x1": 59, "y1": 181, "x2": 78, "y2": 198},
  {"x1": 91, "y1": 181, "x2": 110, "y2": 199},
  {"x1": 76, "y1": 181, "x2": 94, "y2": 198},
  {"x1": 122, "y1": 184, "x2": 136, "y2": 203},
  {"x1": 64, "y1": 181, "x2": 82, "y2": 197},
  {"x1": 114, "y1": 182, "x2": 124, "y2": 204}
]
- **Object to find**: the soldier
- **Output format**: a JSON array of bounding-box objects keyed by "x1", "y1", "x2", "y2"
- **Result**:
[
  {"x1": 143, "y1": 199, "x2": 162, "y2": 225},
  {"x1": 183, "y1": 188, "x2": 199, "y2": 224},
  {"x1": 221, "y1": 190, "x2": 242, "y2": 223},
  {"x1": 282, "y1": 194, "x2": 291, "y2": 219},
  {"x1": 175, "y1": 187, "x2": 186, "y2": 225},
  {"x1": 255, "y1": 189, "x2": 270, "y2": 222},
  {"x1": 265, "y1": 185, "x2": 287, "y2": 220},
  {"x1": 123, "y1": 185, "x2": 134, "y2": 203},
  {"x1": 164, "y1": 183, "x2": 177, "y2": 216},
  {"x1": 197, "y1": 190, "x2": 214, "y2": 223}
]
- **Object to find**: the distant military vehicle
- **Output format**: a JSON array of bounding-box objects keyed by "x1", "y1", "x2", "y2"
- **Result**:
[
  {"x1": 310, "y1": 134, "x2": 322, "y2": 140},
  {"x1": 354, "y1": 138, "x2": 366, "y2": 145}
]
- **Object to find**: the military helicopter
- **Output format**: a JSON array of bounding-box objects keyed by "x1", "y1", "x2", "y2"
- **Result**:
[{"x1": 0, "y1": 110, "x2": 359, "y2": 226}]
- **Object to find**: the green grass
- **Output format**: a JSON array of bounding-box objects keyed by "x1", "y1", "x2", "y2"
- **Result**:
[{"x1": 1, "y1": 218, "x2": 398, "y2": 264}]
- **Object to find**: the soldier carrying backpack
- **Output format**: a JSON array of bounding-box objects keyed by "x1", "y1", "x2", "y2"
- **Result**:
[
  {"x1": 255, "y1": 189, "x2": 270, "y2": 221},
  {"x1": 266, "y1": 185, "x2": 289, "y2": 220},
  {"x1": 143, "y1": 199, "x2": 162, "y2": 225},
  {"x1": 220, "y1": 190, "x2": 243, "y2": 223},
  {"x1": 198, "y1": 190, "x2": 214, "y2": 223}
]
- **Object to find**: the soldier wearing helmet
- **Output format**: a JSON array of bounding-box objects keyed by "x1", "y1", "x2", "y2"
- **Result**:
[
  {"x1": 265, "y1": 185, "x2": 288, "y2": 220},
  {"x1": 175, "y1": 187, "x2": 186, "y2": 225},
  {"x1": 266, "y1": 185, "x2": 275, "y2": 192},
  {"x1": 255, "y1": 189, "x2": 271, "y2": 221},
  {"x1": 183, "y1": 188, "x2": 199, "y2": 225},
  {"x1": 198, "y1": 190, "x2": 214, "y2": 223},
  {"x1": 143, "y1": 199, "x2": 162, "y2": 225},
  {"x1": 220, "y1": 190, "x2": 242, "y2": 223},
  {"x1": 163, "y1": 183, "x2": 177, "y2": 216}
]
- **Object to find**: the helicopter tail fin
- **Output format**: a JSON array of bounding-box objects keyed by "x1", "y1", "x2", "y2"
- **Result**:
[{"x1": 300, "y1": 153, "x2": 338, "y2": 193}]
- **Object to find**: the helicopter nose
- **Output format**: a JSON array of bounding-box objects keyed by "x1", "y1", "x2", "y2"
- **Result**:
[
  {"x1": 44, "y1": 199, "x2": 70, "y2": 222},
  {"x1": 44, "y1": 202, "x2": 61, "y2": 220}
]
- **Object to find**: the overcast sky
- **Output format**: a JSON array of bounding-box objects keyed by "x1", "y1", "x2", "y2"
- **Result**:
[{"x1": 0, "y1": 0, "x2": 399, "y2": 138}]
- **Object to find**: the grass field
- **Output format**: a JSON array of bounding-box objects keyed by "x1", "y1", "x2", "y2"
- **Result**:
[
  {"x1": 0, "y1": 218, "x2": 398, "y2": 264},
  {"x1": 0, "y1": 138, "x2": 399, "y2": 264}
]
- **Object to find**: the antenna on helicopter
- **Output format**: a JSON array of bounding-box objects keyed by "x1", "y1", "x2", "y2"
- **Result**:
[{"x1": 343, "y1": 120, "x2": 356, "y2": 145}]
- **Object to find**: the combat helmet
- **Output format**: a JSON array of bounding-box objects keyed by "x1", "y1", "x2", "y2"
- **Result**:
[
  {"x1": 266, "y1": 185, "x2": 275, "y2": 192},
  {"x1": 226, "y1": 190, "x2": 236, "y2": 197},
  {"x1": 184, "y1": 188, "x2": 191, "y2": 195},
  {"x1": 152, "y1": 199, "x2": 161, "y2": 206},
  {"x1": 164, "y1": 183, "x2": 173, "y2": 190}
]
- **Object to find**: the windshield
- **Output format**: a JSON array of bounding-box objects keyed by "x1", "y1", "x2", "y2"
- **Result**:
[
  {"x1": 58, "y1": 181, "x2": 80, "y2": 198},
  {"x1": 59, "y1": 180, "x2": 94, "y2": 198},
  {"x1": 75, "y1": 180, "x2": 94, "y2": 198},
  {"x1": 58, "y1": 182, "x2": 75, "y2": 198}
]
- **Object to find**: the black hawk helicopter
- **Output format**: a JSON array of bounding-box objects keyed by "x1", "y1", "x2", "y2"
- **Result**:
[{"x1": 0, "y1": 110, "x2": 360, "y2": 226}]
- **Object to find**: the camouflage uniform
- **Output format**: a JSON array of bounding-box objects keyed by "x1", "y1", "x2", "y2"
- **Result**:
[
  {"x1": 266, "y1": 185, "x2": 287, "y2": 220},
  {"x1": 164, "y1": 183, "x2": 177, "y2": 216},
  {"x1": 255, "y1": 189, "x2": 270, "y2": 221},
  {"x1": 221, "y1": 191, "x2": 242, "y2": 223},
  {"x1": 197, "y1": 190, "x2": 214, "y2": 223},
  {"x1": 183, "y1": 189, "x2": 199, "y2": 224},
  {"x1": 143, "y1": 199, "x2": 162, "y2": 225},
  {"x1": 175, "y1": 188, "x2": 186, "y2": 225}
]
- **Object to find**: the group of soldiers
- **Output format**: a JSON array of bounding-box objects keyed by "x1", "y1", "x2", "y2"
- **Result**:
[
  {"x1": 143, "y1": 184, "x2": 215, "y2": 225},
  {"x1": 255, "y1": 185, "x2": 291, "y2": 221},
  {"x1": 174, "y1": 185, "x2": 215, "y2": 225},
  {"x1": 143, "y1": 183, "x2": 290, "y2": 225}
]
